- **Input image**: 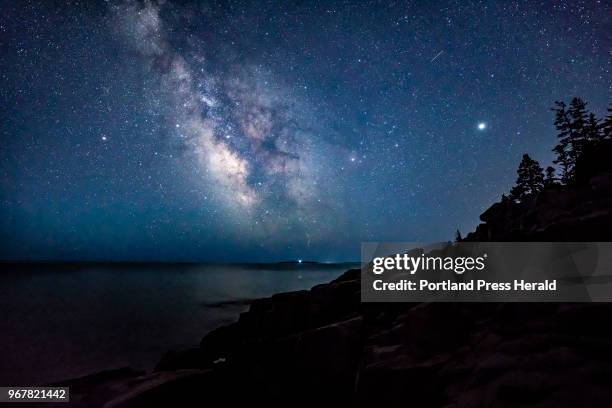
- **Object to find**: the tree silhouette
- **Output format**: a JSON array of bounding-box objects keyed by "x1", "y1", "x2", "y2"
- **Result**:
[
  {"x1": 585, "y1": 112, "x2": 602, "y2": 144},
  {"x1": 552, "y1": 97, "x2": 596, "y2": 183},
  {"x1": 509, "y1": 184, "x2": 525, "y2": 202},
  {"x1": 510, "y1": 154, "x2": 544, "y2": 202},
  {"x1": 544, "y1": 166, "x2": 557, "y2": 186},
  {"x1": 567, "y1": 97, "x2": 589, "y2": 159},
  {"x1": 504, "y1": 98, "x2": 609, "y2": 205},
  {"x1": 455, "y1": 229, "x2": 462, "y2": 242},
  {"x1": 552, "y1": 101, "x2": 573, "y2": 183},
  {"x1": 601, "y1": 105, "x2": 612, "y2": 140}
]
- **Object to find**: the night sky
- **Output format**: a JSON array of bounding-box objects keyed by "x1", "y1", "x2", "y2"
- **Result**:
[{"x1": 1, "y1": 1, "x2": 610, "y2": 262}]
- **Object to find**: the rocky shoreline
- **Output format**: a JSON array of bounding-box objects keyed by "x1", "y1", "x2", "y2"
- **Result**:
[{"x1": 58, "y1": 271, "x2": 612, "y2": 407}]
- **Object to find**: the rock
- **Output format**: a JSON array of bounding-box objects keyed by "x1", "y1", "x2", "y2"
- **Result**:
[
  {"x1": 155, "y1": 348, "x2": 205, "y2": 371},
  {"x1": 589, "y1": 173, "x2": 612, "y2": 197},
  {"x1": 101, "y1": 370, "x2": 212, "y2": 408},
  {"x1": 50, "y1": 368, "x2": 209, "y2": 408},
  {"x1": 480, "y1": 200, "x2": 510, "y2": 223}
]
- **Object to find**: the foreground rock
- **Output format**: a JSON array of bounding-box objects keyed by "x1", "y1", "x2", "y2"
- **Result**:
[
  {"x1": 48, "y1": 368, "x2": 212, "y2": 407},
  {"x1": 60, "y1": 276, "x2": 612, "y2": 407},
  {"x1": 68, "y1": 283, "x2": 612, "y2": 407}
]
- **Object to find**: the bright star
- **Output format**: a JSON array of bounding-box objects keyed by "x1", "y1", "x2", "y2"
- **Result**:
[
  {"x1": 478, "y1": 122, "x2": 487, "y2": 130},
  {"x1": 101, "y1": 136, "x2": 108, "y2": 141}
]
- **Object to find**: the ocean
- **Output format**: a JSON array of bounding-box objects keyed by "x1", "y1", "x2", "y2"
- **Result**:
[{"x1": 0, "y1": 262, "x2": 357, "y2": 385}]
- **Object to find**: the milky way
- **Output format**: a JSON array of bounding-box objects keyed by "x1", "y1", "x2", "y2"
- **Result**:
[
  {"x1": 113, "y1": 0, "x2": 338, "y2": 242},
  {"x1": 1, "y1": 0, "x2": 609, "y2": 261}
]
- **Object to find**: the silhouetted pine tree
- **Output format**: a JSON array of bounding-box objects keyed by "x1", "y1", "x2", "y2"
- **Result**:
[
  {"x1": 552, "y1": 101, "x2": 573, "y2": 183},
  {"x1": 601, "y1": 105, "x2": 612, "y2": 140},
  {"x1": 544, "y1": 166, "x2": 557, "y2": 186},
  {"x1": 509, "y1": 154, "x2": 544, "y2": 202},
  {"x1": 509, "y1": 184, "x2": 525, "y2": 202},
  {"x1": 552, "y1": 97, "x2": 595, "y2": 183},
  {"x1": 455, "y1": 229, "x2": 462, "y2": 242},
  {"x1": 567, "y1": 97, "x2": 589, "y2": 158},
  {"x1": 585, "y1": 112, "x2": 602, "y2": 144}
]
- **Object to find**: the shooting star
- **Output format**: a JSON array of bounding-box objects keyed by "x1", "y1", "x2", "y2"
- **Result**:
[{"x1": 430, "y1": 50, "x2": 444, "y2": 63}]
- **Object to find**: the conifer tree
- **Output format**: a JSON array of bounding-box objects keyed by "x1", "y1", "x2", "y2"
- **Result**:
[
  {"x1": 509, "y1": 183, "x2": 525, "y2": 202},
  {"x1": 567, "y1": 97, "x2": 589, "y2": 158},
  {"x1": 509, "y1": 154, "x2": 544, "y2": 202},
  {"x1": 601, "y1": 105, "x2": 612, "y2": 140},
  {"x1": 544, "y1": 166, "x2": 557, "y2": 186},
  {"x1": 552, "y1": 101, "x2": 572, "y2": 183},
  {"x1": 552, "y1": 98, "x2": 594, "y2": 183},
  {"x1": 585, "y1": 112, "x2": 602, "y2": 145}
]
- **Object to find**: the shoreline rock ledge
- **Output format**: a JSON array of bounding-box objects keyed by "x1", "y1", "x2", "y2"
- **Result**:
[{"x1": 63, "y1": 269, "x2": 612, "y2": 407}]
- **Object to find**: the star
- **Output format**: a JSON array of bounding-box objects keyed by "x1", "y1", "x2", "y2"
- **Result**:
[{"x1": 2, "y1": 0, "x2": 608, "y2": 262}]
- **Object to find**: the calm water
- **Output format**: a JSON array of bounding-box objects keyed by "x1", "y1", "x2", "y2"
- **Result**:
[{"x1": 0, "y1": 263, "x2": 356, "y2": 385}]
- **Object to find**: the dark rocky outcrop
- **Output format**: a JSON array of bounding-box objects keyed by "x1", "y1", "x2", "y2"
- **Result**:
[
  {"x1": 50, "y1": 368, "x2": 215, "y2": 408},
  {"x1": 465, "y1": 140, "x2": 612, "y2": 242},
  {"x1": 71, "y1": 282, "x2": 612, "y2": 406},
  {"x1": 92, "y1": 284, "x2": 612, "y2": 407}
]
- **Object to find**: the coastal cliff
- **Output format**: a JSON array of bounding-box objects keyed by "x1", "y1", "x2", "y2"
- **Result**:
[{"x1": 464, "y1": 140, "x2": 612, "y2": 242}]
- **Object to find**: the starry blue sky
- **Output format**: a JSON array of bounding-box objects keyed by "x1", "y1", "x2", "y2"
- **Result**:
[{"x1": 1, "y1": 0, "x2": 610, "y2": 262}]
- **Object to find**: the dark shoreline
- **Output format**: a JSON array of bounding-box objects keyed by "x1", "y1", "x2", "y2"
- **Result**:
[
  {"x1": 0, "y1": 262, "x2": 356, "y2": 387},
  {"x1": 50, "y1": 266, "x2": 612, "y2": 407}
]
